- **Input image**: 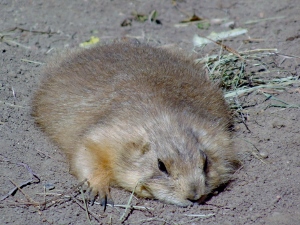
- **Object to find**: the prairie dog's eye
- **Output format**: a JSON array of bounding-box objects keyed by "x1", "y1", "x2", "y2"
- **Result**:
[
  {"x1": 203, "y1": 152, "x2": 208, "y2": 173},
  {"x1": 158, "y1": 159, "x2": 168, "y2": 175}
]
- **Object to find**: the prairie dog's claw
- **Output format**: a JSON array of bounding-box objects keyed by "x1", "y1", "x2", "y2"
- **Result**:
[
  {"x1": 106, "y1": 197, "x2": 114, "y2": 207},
  {"x1": 99, "y1": 188, "x2": 114, "y2": 211},
  {"x1": 100, "y1": 196, "x2": 114, "y2": 210},
  {"x1": 87, "y1": 187, "x2": 97, "y2": 205}
]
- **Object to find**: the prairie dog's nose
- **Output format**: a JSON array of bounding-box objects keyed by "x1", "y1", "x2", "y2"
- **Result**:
[{"x1": 186, "y1": 185, "x2": 202, "y2": 201}]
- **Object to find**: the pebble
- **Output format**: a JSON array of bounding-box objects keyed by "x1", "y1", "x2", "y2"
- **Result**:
[
  {"x1": 259, "y1": 151, "x2": 268, "y2": 158},
  {"x1": 44, "y1": 183, "x2": 55, "y2": 190}
]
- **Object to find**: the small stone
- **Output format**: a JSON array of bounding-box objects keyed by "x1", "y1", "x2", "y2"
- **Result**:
[
  {"x1": 259, "y1": 151, "x2": 268, "y2": 158},
  {"x1": 44, "y1": 183, "x2": 55, "y2": 190}
]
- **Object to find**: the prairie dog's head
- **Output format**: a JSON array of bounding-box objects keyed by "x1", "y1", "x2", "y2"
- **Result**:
[
  {"x1": 104, "y1": 113, "x2": 238, "y2": 207},
  {"x1": 135, "y1": 139, "x2": 209, "y2": 207}
]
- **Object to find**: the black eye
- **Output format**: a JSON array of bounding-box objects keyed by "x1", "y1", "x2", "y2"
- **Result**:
[
  {"x1": 158, "y1": 159, "x2": 168, "y2": 175},
  {"x1": 203, "y1": 153, "x2": 209, "y2": 173}
]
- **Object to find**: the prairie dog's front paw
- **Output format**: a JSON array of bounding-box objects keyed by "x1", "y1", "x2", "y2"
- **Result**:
[
  {"x1": 84, "y1": 174, "x2": 114, "y2": 210},
  {"x1": 73, "y1": 142, "x2": 115, "y2": 209}
]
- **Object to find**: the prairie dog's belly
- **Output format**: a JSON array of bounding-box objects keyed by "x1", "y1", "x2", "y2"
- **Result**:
[{"x1": 32, "y1": 42, "x2": 239, "y2": 206}]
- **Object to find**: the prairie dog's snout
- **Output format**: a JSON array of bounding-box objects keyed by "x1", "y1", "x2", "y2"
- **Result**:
[{"x1": 32, "y1": 42, "x2": 239, "y2": 206}]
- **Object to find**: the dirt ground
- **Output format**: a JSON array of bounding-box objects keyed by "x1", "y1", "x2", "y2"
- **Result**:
[{"x1": 1, "y1": 0, "x2": 300, "y2": 224}]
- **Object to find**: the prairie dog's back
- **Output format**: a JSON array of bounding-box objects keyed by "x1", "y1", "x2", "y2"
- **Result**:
[{"x1": 33, "y1": 43, "x2": 229, "y2": 145}]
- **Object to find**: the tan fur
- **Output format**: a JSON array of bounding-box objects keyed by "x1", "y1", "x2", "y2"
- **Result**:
[{"x1": 32, "y1": 43, "x2": 239, "y2": 206}]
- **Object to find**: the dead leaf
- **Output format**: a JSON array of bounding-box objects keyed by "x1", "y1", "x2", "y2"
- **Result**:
[
  {"x1": 180, "y1": 14, "x2": 203, "y2": 23},
  {"x1": 121, "y1": 18, "x2": 132, "y2": 27}
]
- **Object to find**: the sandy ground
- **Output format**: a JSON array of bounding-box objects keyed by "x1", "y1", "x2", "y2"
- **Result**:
[{"x1": 1, "y1": 0, "x2": 300, "y2": 224}]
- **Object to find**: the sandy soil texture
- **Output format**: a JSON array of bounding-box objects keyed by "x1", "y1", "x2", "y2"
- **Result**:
[{"x1": 1, "y1": 0, "x2": 300, "y2": 224}]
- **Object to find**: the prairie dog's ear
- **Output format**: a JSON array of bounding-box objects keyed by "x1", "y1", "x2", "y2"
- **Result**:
[
  {"x1": 141, "y1": 142, "x2": 150, "y2": 155},
  {"x1": 125, "y1": 140, "x2": 150, "y2": 155}
]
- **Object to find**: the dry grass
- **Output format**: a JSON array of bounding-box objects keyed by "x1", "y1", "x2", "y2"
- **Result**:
[{"x1": 196, "y1": 47, "x2": 300, "y2": 110}]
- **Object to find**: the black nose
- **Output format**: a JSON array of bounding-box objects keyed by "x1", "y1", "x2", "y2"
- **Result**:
[
  {"x1": 187, "y1": 194, "x2": 207, "y2": 204},
  {"x1": 186, "y1": 186, "x2": 201, "y2": 201},
  {"x1": 187, "y1": 195, "x2": 200, "y2": 202}
]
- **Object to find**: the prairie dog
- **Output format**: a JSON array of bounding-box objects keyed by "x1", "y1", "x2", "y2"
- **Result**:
[{"x1": 32, "y1": 42, "x2": 239, "y2": 207}]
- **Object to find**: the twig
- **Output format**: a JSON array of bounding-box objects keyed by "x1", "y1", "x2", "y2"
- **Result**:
[
  {"x1": 0, "y1": 37, "x2": 31, "y2": 49},
  {"x1": 244, "y1": 16, "x2": 285, "y2": 25},
  {"x1": 243, "y1": 139, "x2": 268, "y2": 164},
  {"x1": 274, "y1": 52, "x2": 300, "y2": 59},
  {"x1": 130, "y1": 217, "x2": 174, "y2": 225},
  {"x1": 7, "y1": 180, "x2": 51, "y2": 224},
  {"x1": 239, "y1": 48, "x2": 278, "y2": 54},
  {"x1": 8, "y1": 179, "x2": 40, "y2": 206},
  {"x1": 183, "y1": 213, "x2": 215, "y2": 218},
  {"x1": 225, "y1": 79, "x2": 300, "y2": 98},
  {"x1": 70, "y1": 194, "x2": 101, "y2": 223},
  {"x1": 0, "y1": 100, "x2": 26, "y2": 108},
  {"x1": 40, "y1": 179, "x2": 87, "y2": 209},
  {"x1": 1, "y1": 178, "x2": 39, "y2": 201},
  {"x1": 204, "y1": 37, "x2": 245, "y2": 61},
  {"x1": 79, "y1": 187, "x2": 92, "y2": 224},
  {"x1": 1, "y1": 160, "x2": 40, "y2": 201},
  {"x1": 263, "y1": 93, "x2": 300, "y2": 108},
  {"x1": 21, "y1": 59, "x2": 44, "y2": 65},
  {"x1": 105, "y1": 204, "x2": 153, "y2": 211},
  {"x1": 2, "y1": 26, "x2": 59, "y2": 35},
  {"x1": 119, "y1": 181, "x2": 140, "y2": 222}
]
